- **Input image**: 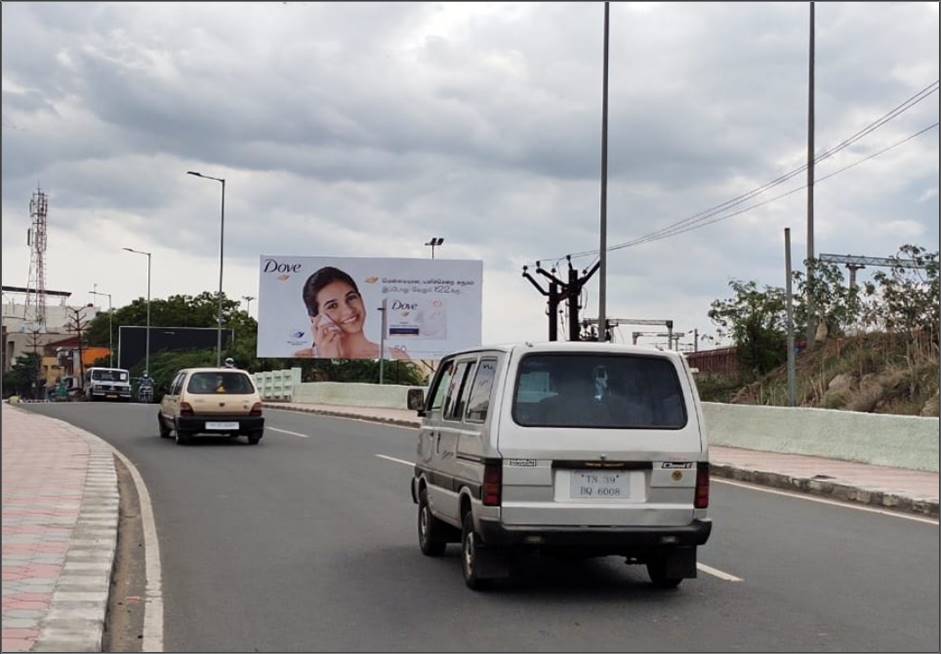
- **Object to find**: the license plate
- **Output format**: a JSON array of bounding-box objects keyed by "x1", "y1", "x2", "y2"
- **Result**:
[
  {"x1": 571, "y1": 471, "x2": 631, "y2": 499},
  {"x1": 107, "y1": 395, "x2": 117, "y2": 399},
  {"x1": 205, "y1": 421, "x2": 239, "y2": 430}
]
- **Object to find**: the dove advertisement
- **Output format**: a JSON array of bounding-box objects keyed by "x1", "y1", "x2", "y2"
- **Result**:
[{"x1": 256, "y1": 256, "x2": 483, "y2": 360}]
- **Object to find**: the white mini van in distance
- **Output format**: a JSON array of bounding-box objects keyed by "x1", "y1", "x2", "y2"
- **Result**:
[{"x1": 410, "y1": 341, "x2": 711, "y2": 590}]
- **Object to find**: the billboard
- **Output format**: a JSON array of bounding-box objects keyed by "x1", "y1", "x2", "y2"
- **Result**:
[
  {"x1": 118, "y1": 326, "x2": 234, "y2": 370},
  {"x1": 257, "y1": 256, "x2": 483, "y2": 360}
]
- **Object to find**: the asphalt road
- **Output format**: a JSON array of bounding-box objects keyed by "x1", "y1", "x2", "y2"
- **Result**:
[{"x1": 23, "y1": 402, "x2": 941, "y2": 652}]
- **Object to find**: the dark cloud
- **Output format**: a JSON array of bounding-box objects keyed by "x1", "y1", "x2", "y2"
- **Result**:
[{"x1": 2, "y1": 2, "x2": 937, "y2": 341}]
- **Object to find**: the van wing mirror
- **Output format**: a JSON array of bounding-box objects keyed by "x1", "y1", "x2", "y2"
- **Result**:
[{"x1": 407, "y1": 388, "x2": 426, "y2": 412}]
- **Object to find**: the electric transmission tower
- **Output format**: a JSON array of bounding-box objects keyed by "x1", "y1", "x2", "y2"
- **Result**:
[{"x1": 24, "y1": 186, "x2": 49, "y2": 331}]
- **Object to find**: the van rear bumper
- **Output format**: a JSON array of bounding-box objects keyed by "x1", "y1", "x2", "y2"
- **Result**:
[{"x1": 477, "y1": 518, "x2": 711, "y2": 549}]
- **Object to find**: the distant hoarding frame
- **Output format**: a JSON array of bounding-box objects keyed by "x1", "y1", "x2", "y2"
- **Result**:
[{"x1": 117, "y1": 326, "x2": 235, "y2": 370}]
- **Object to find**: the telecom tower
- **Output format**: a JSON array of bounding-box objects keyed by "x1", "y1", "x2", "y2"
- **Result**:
[{"x1": 24, "y1": 186, "x2": 48, "y2": 330}]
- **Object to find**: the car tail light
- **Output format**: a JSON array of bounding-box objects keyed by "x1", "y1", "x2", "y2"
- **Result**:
[
  {"x1": 482, "y1": 461, "x2": 502, "y2": 506},
  {"x1": 250, "y1": 402, "x2": 263, "y2": 417},
  {"x1": 180, "y1": 402, "x2": 194, "y2": 417},
  {"x1": 695, "y1": 462, "x2": 709, "y2": 509}
]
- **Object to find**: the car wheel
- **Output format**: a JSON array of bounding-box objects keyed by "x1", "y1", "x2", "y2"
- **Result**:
[
  {"x1": 158, "y1": 413, "x2": 172, "y2": 439},
  {"x1": 646, "y1": 559, "x2": 684, "y2": 589},
  {"x1": 247, "y1": 431, "x2": 263, "y2": 445},
  {"x1": 174, "y1": 426, "x2": 191, "y2": 446},
  {"x1": 461, "y1": 512, "x2": 492, "y2": 590},
  {"x1": 418, "y1": 489, "x2": 447, "y2": 557}
]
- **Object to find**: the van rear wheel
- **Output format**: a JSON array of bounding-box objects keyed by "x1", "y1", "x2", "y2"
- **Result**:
[
  {"x1": 418, "y1": 489, "x2": 447, "y2": 556},
  {"x1": 461, "y1": 512, "x2": 493, "y2": 590},
  {"x1": 646, "y1": 559, "x2": 684, "y2": 589}
]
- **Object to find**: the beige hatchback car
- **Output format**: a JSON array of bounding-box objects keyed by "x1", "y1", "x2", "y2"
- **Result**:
[{"x1": 158, "y1": 368, "x2": 265, "y2": 445}]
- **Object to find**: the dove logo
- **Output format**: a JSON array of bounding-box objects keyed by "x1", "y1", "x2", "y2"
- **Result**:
[{"x1": 263, "y1": 258, "x2": 303, "y2": 274}]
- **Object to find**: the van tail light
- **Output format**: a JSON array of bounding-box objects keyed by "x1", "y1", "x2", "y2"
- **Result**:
[
  {"x1": 482, "y1": 461, "x2": 502, "y2": 507},
  {"x1": 250, "y1": 402, "x2": 263, "y2": 417},
  {"x1": 694, "y1": 462, "x2": 710, "y2": 509},
  {"x1": 179, "y1": 402, "x2": 194, "y2": 417}
]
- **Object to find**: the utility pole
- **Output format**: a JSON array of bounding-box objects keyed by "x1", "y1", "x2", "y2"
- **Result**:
[
  {"x1": 805, "y1": 1, "x2": 817, "y2": 348},
  {"x1": 785, "y1": 228, "x2": 797, "y2": 407},
  {"x1": 597, "y1": 0, "x2": 610, "y2": 342},
  {"x1": 694, "y1": 328, "x2": 699, "y2": 353},
  {"x1": 523, "y1": 257, "x2": 600, "y2": 342}
]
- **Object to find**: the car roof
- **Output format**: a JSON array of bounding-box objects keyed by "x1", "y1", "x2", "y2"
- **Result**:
[
  {"x1": 445, "y1": 341, "x2": 685, "y2": 362},
  {"x1": 180, "y1": 367, "x2": 250, "y2": 374}
]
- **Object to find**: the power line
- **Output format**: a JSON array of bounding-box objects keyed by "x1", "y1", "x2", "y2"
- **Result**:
[
  {"x1": 616, "y1": 120, "x2": 939, "y2": 247},
  {"x1": 534, "y1": 79, "x2": 939, "y2": 264}
]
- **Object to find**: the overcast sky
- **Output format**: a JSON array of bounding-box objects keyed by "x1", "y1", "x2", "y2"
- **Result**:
[{"x1": 2, "y1": 2, "x2": 938, "y2": 349}]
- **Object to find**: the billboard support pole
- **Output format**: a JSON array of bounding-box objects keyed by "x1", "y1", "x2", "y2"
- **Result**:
[{"x1": 378, "y1": 299, "x2": 387, "y2": 385}]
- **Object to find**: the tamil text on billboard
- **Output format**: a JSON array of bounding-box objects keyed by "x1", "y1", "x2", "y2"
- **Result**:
[{"x1": 256, "y1": 256, "x2": 483, "y2": 360}]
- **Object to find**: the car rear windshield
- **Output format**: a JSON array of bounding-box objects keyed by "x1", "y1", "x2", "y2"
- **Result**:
[
  {"x1": 186, "y1": 372, "x2": 255, "y2": 395},
  {"x1": 512, "y1": 353, "x2": 687, "y2": 429},
  {"x1": 92, "y1": 370, "x2": 128, "y2": 382}
]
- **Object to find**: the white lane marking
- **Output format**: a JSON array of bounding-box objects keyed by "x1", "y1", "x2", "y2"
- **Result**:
[
  {"x1": 267, "y1": 427, "x2": 310, "y2": 439},
  {"x1": 714, "y1": 478, "x2": 939, "y2": 525},
  {"x1": 375, "y1": 454, "x2": 413, "y2": 466},
  {"x1": 697, "y1": 563, "x2": 743, "y2": 582}
]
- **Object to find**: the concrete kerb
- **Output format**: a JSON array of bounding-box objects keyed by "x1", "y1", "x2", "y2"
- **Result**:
[
  {"x1": 710, "y1": 464, "x2": 939, "y2": 517},
  {"x1": 264, "y1": 402, "x2": 939, "y2": 518},
  {"x1": 21, "y1": 411, "x2": 120, "y2": 653}
]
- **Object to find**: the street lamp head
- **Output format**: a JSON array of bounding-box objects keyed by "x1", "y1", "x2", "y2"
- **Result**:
[{"x1": 186, "y1": 171, "x2": 202, "y2": 177}]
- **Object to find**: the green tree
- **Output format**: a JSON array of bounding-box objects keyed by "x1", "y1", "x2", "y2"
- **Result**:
[
  {"x1": 708, "y1": 280, "x2": 788, "y2": 377},
  {"x1": 863, "y1": 245, "x2": 939, "y2": 338},
  {"x1": 85, "y1": 292, "x2": 252, "y2": 350},
  {"x1": 2, "y1": 353, "x2": 42, "y2": 398},
  {"x1": 793, "y1": 258, "x2": 861, "y2": 338}
]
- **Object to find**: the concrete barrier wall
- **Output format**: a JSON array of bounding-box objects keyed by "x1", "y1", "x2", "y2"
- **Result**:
[
  {"x1": 253, "y1": 368, "x2": 302, "y2": 401},
  {"x1": 292, "y1": 381, "x2": 424, "y2": 409},
  {"x1": 702, "y1": 402, "x2": 939, "y2": 472}
]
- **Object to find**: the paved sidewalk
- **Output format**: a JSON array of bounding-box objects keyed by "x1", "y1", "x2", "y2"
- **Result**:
[
  {"x1": 264, "y1": 401, "x2": 939, "y2": 517},
  {"x1": 1, "y1": 406, "x2": 119, "y2": 652}
]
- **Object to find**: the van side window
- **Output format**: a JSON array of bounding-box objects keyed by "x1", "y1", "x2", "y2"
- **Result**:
[
  {"x1": 465, "y1": 358, "x2": 497, "y2": 423},
  {"x1": 449, "y1": 361, "x2": 477, "y2": 421},
  {"x1": 443, "y1": 361, "x2": 472, "y2": 421},
  {"x1": 428, "y1": 360, "x2": 455, "y2": 412}
]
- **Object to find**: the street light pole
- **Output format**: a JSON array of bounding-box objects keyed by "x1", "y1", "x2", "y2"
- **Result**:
[
  {"x1": 89, "y1": 288, "x2": 113, "y2": 367},
  {"x1": 188, "y1": 171, "x2": 226, "y2": 366},
  {"x1": 597, "y1": 0, "x2": 610, "y2": 342},
  {"x1": 242, "y1": 296, "x2": 255, "y2": 316},
  {"x1": 123, "y1": 248, "x2": 152, "y2": 375}
]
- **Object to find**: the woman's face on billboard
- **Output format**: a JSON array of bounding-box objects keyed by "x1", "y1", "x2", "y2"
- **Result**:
[{"x1": 316, "y1": 281, "x2": 366, "y2": 335}]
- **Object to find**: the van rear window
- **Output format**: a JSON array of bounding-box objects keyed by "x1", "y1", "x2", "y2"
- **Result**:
[
  {"x1": 186, "y1": 372, "x2": 255, "y2": 395},
  {"x1": 512, "y1": 354, "x2": 687, "y2": 429}
]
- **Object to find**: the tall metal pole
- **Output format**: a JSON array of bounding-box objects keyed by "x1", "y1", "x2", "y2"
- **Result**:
[
  {"x1": 146, "y1": 253, "x2": 151, "y2": 376},
  {"x1": 597, "y1": 0, "x2": 610, "y2": 342},
  {"x1": 378, "y1": 299, "x2": 387, "y2": 384},
  {"x1": 785, "y1": 228, "x2": 797, "y2": 407},
  {"x1": 107, "y1": 294, "x2": 113, "y2": 367},
  {"x1": 805, "y1": 1, "x2": 817, "y2": 348},
  {"x1": 217, "y1": 179, "x2": 225, "y2": 367}
]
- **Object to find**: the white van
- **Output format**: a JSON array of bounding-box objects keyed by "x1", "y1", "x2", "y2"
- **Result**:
[
  {"x1": 84, "y1": 367, "x2": 132, "y2": 402},
  {"x1": 410, "y1": 342, "x2": 711, "y2": 590}
]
